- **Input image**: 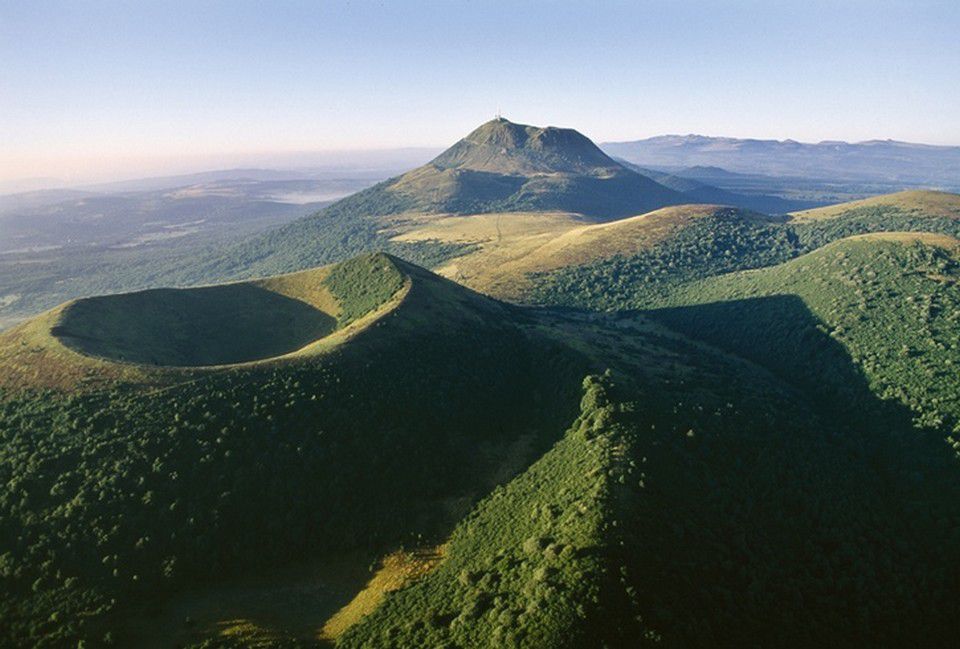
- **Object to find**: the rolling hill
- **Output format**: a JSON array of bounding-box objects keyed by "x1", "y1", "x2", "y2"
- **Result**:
[
  {"x1": 615, "y1": 161, "x2": 823, "y2": 214},
  {"x1": 394, "y1": 204, "x2": 780, "y2": 301},
  {"x1": 5, "y1": 239, "x2": 960, "y2": 647},
  {"x1": 159, "y1": 119, "x2": 687, "y2": 285},
  {"x1": 7, "y1": 119, "x2": 960, "y2": 649},
  {"x1": 790, "y1": 189, "x2": 960, "y2": 220},
  {"x1": 381, "y1": 189, "x2": 960, "y2": 306},
  {"x1": 520, "y1": 190, "x2": 960, "y2": 307},
  {"x1": 0, "y1": 253, "x2": 590, "y2": 647}
]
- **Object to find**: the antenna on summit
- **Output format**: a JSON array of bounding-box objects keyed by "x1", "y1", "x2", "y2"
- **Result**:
[{"x1": 495, "y1": 106, "x2": 502, "y2": 120}]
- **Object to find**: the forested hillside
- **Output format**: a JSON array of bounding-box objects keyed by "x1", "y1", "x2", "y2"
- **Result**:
[
  {"x1": 4, "y1": 123, "x2": 960, "y2": 649},
  {"x1": 0, "y1": 255, "x2": 588, "y2": 647}
]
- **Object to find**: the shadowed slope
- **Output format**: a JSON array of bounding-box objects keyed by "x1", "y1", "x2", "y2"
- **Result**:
[
  {"x1": 341, "y1": 297, "x2": 960, "y2": 648},
  {"x1": 0, "y1": 253, "x2": 589, "y2": 648},
  {"x1": 0, "y1": 255, "x2": 408, "y2": 389},
  {"x1": 658, "y1": 234, "x2": 960, "y2": 429}
]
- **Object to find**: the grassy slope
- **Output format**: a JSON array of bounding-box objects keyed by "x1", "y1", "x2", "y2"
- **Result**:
[
  {"x1": 0, "y1": 254, "x2": 589, "y2": 648},
  {"x1": 791, "y1": 189, "x2": 960, "y2": 220},
  {"x1": 395, "y1": 205, "x2": 769, "y2": 300},
  {"x1": 125, "y1": 119, "x2": 683, "y2": 290},
  {"x1": 525, "y1": 208, "x2": 800, "y2": 307},
  {"x1": 658, "y1": 234, "x2": 960, "y2": 430},
  {"x1": 388, "y1": 191, "x2": 960, "y2": 305},
  {"x1": 523, "y1": 190, "x2": 960, "y2": 308},
  {"x1": 0, "y1": 257, "x2": 406, "y2": 389}
]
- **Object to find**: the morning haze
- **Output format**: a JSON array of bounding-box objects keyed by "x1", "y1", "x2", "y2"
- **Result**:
[{"x1": 2, "y1": 0, "x2": 959, "y2": 187}]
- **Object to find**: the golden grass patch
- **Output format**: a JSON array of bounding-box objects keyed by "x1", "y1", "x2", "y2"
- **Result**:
[
  {"x1": 842, "y1": 231, "x2": 960, "y2": 248},
  {"x1": 790, "y1": 190, "x2": 960, "y2": 221},
  {"x1": 319, "y1": 545, "x2": 447, "y2": 641},
  {"x1": 394, "y1": 205, "x2": 730, "y2": 300}
]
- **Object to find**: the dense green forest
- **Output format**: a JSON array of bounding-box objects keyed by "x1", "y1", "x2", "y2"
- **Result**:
[
  {"x1": 527, "y1": 205, "x2": 960, "y2": 310},
  {"x1": 182, "y1": 300, "x2": 960, "y2": 648},
  {"x1": 0, "y1": 256, "x2": 588, "y2": 647},
  {"x1": 4, "y1": 119, "x2": 960, "y2": 648},
  {"x1": 337, "y1": 290, "x2": 960, "y2": 647},
  {"x1": 6, "y1": 231, "x2": 960, "y2": 647},
  {"x1": 659, "y1": 238, "x2": 960, "y2": 431},
  {"x1": 530, "y1": 230, "x2": 960, "y2": 434}
]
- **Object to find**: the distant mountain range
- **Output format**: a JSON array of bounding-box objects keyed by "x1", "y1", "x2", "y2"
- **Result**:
[
  {"x1": 602, "y1": 135, "x2": 960, "y2": 187},
  {"x1": 614, "y1": 160, "x2": 821, "y2": 214}
]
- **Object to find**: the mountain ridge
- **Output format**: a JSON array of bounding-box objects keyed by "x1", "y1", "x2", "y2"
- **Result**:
[{"x1": 603, "y1": 134, "x2": 960, "y2": 185}]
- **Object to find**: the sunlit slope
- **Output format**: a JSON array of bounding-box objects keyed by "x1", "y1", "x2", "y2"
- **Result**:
[
  {"x1": 0, "y1": 253, "x2": 589, "y2": 648},
  {"x1": 391, "y1": 191, "x2": 960, "y2": 307},
  {"x1": 521, "y1": 191, "x2": 960, "y2": 308},
  {"x1": 395, "y1": 205, "x2": 773, "y2": 300},
  {"x1": 653, "y1": 233, "x2": 960, "y2": 430},
  {"x1": 788, "y1": 190, "x2": 960, "y2": 250},
  {"x1": 791, "y1": 190, "x2": 960, "y2": 220},
  {"x1": 168, "y1": 119, "x2": 684, "y2": 284}
]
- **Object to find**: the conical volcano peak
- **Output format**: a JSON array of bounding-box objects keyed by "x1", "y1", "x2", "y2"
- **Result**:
[
  {"x1": 431, "y1": 118, "x2": 627, "y2": 176},
  {"x1": 463, "y1": 118, "x2": 533, "y2": 148},
  {"x1": 378, "y1": 117, "x2": 683, "y2": 218}
]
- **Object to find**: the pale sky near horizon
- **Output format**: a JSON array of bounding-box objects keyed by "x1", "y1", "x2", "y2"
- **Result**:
[{"x1": 2, "y1": 0, "x2": 959, "y2": 185}]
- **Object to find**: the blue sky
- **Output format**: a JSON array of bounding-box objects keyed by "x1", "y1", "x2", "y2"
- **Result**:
[{"x1": 2, "y1": 0, "x2": 959, "y2": 182}]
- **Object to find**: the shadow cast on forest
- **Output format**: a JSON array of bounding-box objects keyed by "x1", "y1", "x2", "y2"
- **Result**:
[{"x1": 612, "y1": 294, "x2": 960, "y2": 646}]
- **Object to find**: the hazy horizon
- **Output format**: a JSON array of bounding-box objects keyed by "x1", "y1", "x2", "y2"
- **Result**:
[
  {"x1": 12, "y1": 127, "x2": 960, "y2": 194},
  {"x1": 3, "y1": 0, "x2": 959, "y2": 187}
]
